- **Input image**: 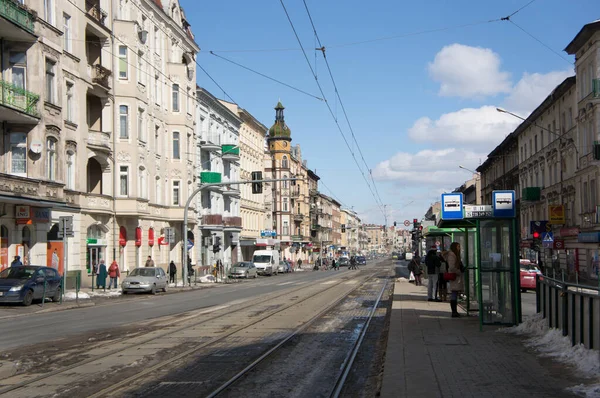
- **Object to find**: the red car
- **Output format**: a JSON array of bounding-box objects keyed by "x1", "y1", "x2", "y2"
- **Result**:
[{"x1": 520, "y1": 260, "x2": 541, "y2": 292}]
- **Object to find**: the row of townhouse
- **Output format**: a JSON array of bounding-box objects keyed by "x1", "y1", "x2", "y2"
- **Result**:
[
  {"x1": 477, "y1": 20, "x2": 600, "y2": 282},
  {"x1": 0, "y1": 0, "x2": 366, "y2": 281}
]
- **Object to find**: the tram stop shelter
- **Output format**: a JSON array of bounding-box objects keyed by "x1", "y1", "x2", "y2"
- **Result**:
[{"x1": 426, "y1": 191, "x2": 521, "y2": 329}]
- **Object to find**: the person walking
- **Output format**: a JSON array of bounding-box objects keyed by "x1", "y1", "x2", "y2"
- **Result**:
[
  {"x1": 97, "y1": 260, "x2": 107, "y2": 289},
  {"x1": 108, "y1": 260, "x2": 120, "y2": 289},
  {"x1": 297, "y1": 258, "x2": 303, "y2": 269},
  {"x1": 331, "y1": 259, "x2": 337, "y2": 271},
  {"x1": 169, "y1": 261, "x2": 177, "y2": 284},
  {"x1": 438, "y1": 251, "x2": 448, "y2": 302},
  {"x1": 10, "y1": 256, "x2": 22, "y2": 267},
  {"x1": 145, "y1": 256, "x2": 155, "y2": 267},
  {"x1": 187, "y1": 261, "x2": 194, "y2": 284},
  {"x1": 425, "y1": 246, "x2": 441, "y2": 302},
  {"x1": 350, "y1": 256, "x2": 357, "y2": 270},
  {"x1": 408, "y1": 256, "x2": 422, "y2": 286},
  {"x1": 446, "y1": 242, "x2": 465, "y2": 318}
]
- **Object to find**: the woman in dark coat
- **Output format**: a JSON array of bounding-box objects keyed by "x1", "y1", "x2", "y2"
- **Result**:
[{"x1": 97, "y1": 260, "x2": 107, "y2": 289}]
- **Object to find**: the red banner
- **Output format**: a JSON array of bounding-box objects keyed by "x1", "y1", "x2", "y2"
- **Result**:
[
  {"x1": 559, "y1": 227, "x2": 579, "y2": 237},
  {"x1": 148, "y1": 228, "x2": 155, "y2": 246},
  {"x1": 119, "y1": 226, "x2": 127, "y2": 247},
  {"x1": 135, "y1": 227, "x2": 142, "y2": 247}
]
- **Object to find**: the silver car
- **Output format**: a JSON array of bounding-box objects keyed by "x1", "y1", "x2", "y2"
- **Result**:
[
  {"x1": 122, "y1": 267, "x2": 168, "y2": 295},
  {"x1": 230, "y1": 262, "x2": 258, "y2": 279}
]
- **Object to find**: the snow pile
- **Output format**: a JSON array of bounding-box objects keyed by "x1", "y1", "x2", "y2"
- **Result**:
[
  {"x1": 63, "y1": 291, "x2": 91, "y2": 300},
  {"x1": 198, "y1": 275, "x2": 219, "y2": 283},
  {"x1": 396, "y1": 277, "x2": 409, "y2": 282},
  {"x1": 502, "y1": 313, "x2": 600, "y2": 396},
  {"x1": 87, "y1": 289, "x2": 122, "y2": 298}
]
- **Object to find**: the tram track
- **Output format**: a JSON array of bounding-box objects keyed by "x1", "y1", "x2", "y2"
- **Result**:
[{"x1": 0, "y1": 268, "x2": 385, "y2": 398}]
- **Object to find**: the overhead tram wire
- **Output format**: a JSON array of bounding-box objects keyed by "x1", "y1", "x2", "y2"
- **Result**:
[
  {"x1": 209, "y1": 52, "x2": 324, "y2": 101},
  {"x1": 302, "y1": 0, "x2": 384, "y2": 208},
  {"x1": 278, "y1": 0, "x2": 385, "y2": 219},
  {"x1": 319, "y1": 179, "x2": 348, "y2": 209}
]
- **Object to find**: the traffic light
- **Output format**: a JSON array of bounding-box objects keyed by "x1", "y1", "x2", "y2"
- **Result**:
[
  {"x1": 251, "y1": 171, "x2": 263, "y2": 194},
  {"x1": 532, "y1": 231, "x2": 541, "y2": 251},
  {"x1": 413, "y1": 218, "x2": 418, "y2": 228},
  {"x1": 393, "y1": 221, "x2": 397, "y2": 227},
  {"x1": 341, "y1": 224, "x2": 346, "y2": 233}
]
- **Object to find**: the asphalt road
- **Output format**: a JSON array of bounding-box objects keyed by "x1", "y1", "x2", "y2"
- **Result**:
[{"x1": 0, "y1": 262, "x2": 385, "y2": 351}]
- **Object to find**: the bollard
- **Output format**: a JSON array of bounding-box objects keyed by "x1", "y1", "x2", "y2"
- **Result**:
[
  {"x1": 535, "y1": 274, "x2": 540, "y2": 313},
  {"x1": 562, "y1": 287, "x2": 568, "y2": 337}
]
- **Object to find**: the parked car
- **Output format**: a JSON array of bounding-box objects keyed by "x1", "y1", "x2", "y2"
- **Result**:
[
  {"x1": 122, "y1": 267, "x2": 168, "y2": 295},
  {"x1": 277, "y1": 261, "x2": 291, "y2": 273},
  {"x1": 230, "y1": 262, "x2": 258, "y2": 279},
  {"x1": 356, "y1": 256, "x2": 367, "y2": 265},
  {"x1": 0, "y1": 266, "x2": 62, "y2": 306},
  {"x1": 338, "y1": 257, "x2": 350, "y2": 267},
  {"x1": 520, "y1": 262, "x2": 541, "y2": 292}
]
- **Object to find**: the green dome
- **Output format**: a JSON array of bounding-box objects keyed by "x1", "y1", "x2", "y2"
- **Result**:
[{"x1": 268, "y1": 102, "x2": 291, "y2": 138}]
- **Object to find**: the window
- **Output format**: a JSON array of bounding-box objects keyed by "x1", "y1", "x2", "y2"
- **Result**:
[
  {"x1": 154, "y1": 26, "x2": 159, "y2": 53},
  {"x1": 154, "y1": 75, "x2": 160, "y2": 104},
  {"x1": 283, "y1": 198, "x2": 288, "y2": 212},
  {"x1": 283, "y1": 221, "x2": 289, "y2": 236},
  {"x1": 186, "y1": 87, "x2": 191, "y2": 114},
  {"x1": 138, "y1": 108, "x2": 145, "y2": 141},
  {"x1": 139, "y1": 167, "x2": 147, "y2": 199},
  {"x1": 172, "y1": 84, "x2": 179, "y2": 111},
  {"x1": 155, "y1": 177, "x2": 161, "y2": 204},
  {"x1": 172, "y1": 131, "x2": 180, "y2": 159},
  {"x1": 534, "y1": 135, "x2": 538, "y2": 153},
  {"x1": 9, "y1": 133, "x2": 27, "y2": 176},
  {"x1": 66, "y1": 151, "x2": 75, "y2": 189},
  {"x1": 282, "y1": 156, "x2": 288, "y2": 168},
  {"x1": 119, "y1": 105, "x2": 128, "y2": 138},
  {"x1": 118, "y1": 46, "x2": 128, "y2": 79},
  {"x1": 548, "y1": 164, "x2": 553, "y2": 186},
  {"x1": 46, "y1": 137, "x2": 57, "y2": 180},
  {"x1": 9, "y1": 52, "x2": 26, "y2": 90},
  {"x1": 583, "y1": 182, "x2": 589, "y2": 213},
  {"x1": 119, "y1": 166, "x2": 129, "y2": 196},
  {"x1": 155, "y1": 125, "x2": 160, "y2": 153},
  {"x1": 591, "y1": 179, "x2": 597, "y2": 213},
  {"x1": 65, "y1": 82, "x2": 74, "y2": 122},
  {"x1": 283, "y1": 174, "x2": 288, "y2": 188},
  {"x1": 45, "y1": 59, "x2": 56, "y2": 104},
  {"x1": 63, "y1": 13, "x2": 71, "y2": 52},
  {"x1": 137, "y1": 51, "x2": 145, "y2": 85},
  {"x1": 172, "y1": 181, "x2": 180, "y2": 206},
  {"x1": 568, "y1": 108, "x2": 573, "y2": 129},
  {"x1": 44, "y1": 0, "x2": 54, "y2": 24},
  {"x1": 540, "y1": 130, "x2": 544, "y2": 149}
]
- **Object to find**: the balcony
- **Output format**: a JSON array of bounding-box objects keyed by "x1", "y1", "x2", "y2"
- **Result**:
[
  {"x1": 201, "y1": 214, "x2": 223, "y2": 228},
  {"x1": 85, "y1": 1, "x2": 107, "y2": 25},
  {"x1": 0, "y1": 0, "x2": 36, "y2": 41},
  {"x1": 522, "y1": 187, "x2": 541, "y2": 201},
  {"x1": 290, "y1": 189, "x2": 300, "y2": 198},
  {"x1": 294, "y1": 213, "x2": 304, "y2": 221},
  {"x1": 200, "y1": 171, "x2": 222, "y2": 184},
  {"x1": 0, "y1": 80, "x2": 39, "y2": 123},
  {"x1": 292, "y1": 235, "x2": 303, "y2": 242},
  {"x1": 223, "y1": 216, "x2": 242, "y2": 230},
  {"x1": 309, "y1": 188, "x2": 318, "y2": 197},
  {"x1": 92, "y1": 64, "x2": 111, "y2": 89},
  {"x1": 87, "y1": 130, "x2": 111, "y2": 151},
  {"x1": 311, "y1": 224, "x2": 321, "y2": 230},
  {"x1": 221, "y1": 144, "x2": 240, "y2": 161},
  {"x1": 200, "y1": 133, "x2": 221, "y2": 152}
]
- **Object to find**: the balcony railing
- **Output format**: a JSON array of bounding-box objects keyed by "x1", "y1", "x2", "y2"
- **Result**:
[
  {"x1": 291, "y1": 234, "x2": 303, "y2": 241},
  {"x1": 0, "y1": 79, "x2": 39, "y2": 117},
  {"x1": 201, "y1": 214, "x2": 222, "y2": 226},
  {"x1": 85, "y1": 1, "x2": 107, "y2": 25},
  {"x1": 0, "y1": 0, "x2": 35, "y2": 34},
  {"x1": 294, "y1": 213, "x2": 304, "y2": 221},
  {"x1": 92, "y1": 64, "x2": 111, "y2": 88},
  {"x1": 221, "y1": 145, "x2": 239, "y2": 156},
  {"x1": 223, "y1": 216, "x2": 242, "y2": 228},
  {"x1": 87, "y1": 130, "x2": 110, "y2": 149},
  {"x1": 290, "y1": 189, "x2": 300, "y2": 198},
  {"x1": 200, "y1": 171, "x2": 221, "y2": 184},
  {"x1": 593, "y1": 79, "x2": 600, "y2": 98},
  {"x1": 522, "y1": 187, "x2": 541, "y2": 201}
]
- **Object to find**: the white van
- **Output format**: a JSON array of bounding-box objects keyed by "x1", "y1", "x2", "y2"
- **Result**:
[{"x1": 252, "y1": 250, "x2": 280, "y2": 276}]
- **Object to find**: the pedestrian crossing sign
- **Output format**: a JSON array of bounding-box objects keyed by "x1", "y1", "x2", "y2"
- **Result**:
[{"x1": 542, "y1": 232, "x2": 554, "y2": 243}]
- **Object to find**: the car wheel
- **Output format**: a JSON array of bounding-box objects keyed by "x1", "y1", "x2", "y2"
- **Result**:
[
  {"x1": 254, "y1": 273, "x2": 257, "y2": 279},
  {"x1": 122, "y1": 290, "x2": 128, "y2": 295},
  {"x1": 52, "y1": 287, "x2": 61, "y2": 302},
  {"x1": 22, "y1": 290, "x2": 33, "y2": 306},
  {"x1": 151, "y1": 285, "x2": 157, "y2": 295},
  {"x1": 245, "y1": 271, "x2": 249, "y2": 279},
  {"x1": 521, "y1": 289, "x2": 527, "y2": 293},
  {"x1": 163, "y1": 284, "x2": 168, "y2": 293}
]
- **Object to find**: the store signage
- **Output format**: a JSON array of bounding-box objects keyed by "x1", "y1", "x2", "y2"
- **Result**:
[
  {"x1": 520, "y1": 240, "x2": 532, "y2": 248},
  {"x1": 577, "y1": 232, "x2": 600, "y2": 243},
  {"x1": 464, "y1": 205, "x2": 492, "y2": 218},
  {"x1": 559, "y1": 227, "x2": 579, "y2": 237},
  {"x1": 260, "y1": 230, "x2": 277, "y2": 237},
  {"x1": 32, "y1": 208, "x2": 51, "y2": 223},
  {"x1": 548, "y1": 205, "x2": 565, "y2": 224},
  {"x1": 15, "y1": 205, "x2": 30, "y2": 224},
  {"x1": 554, "y1": 239, "x2": 565, "y2": 249}
]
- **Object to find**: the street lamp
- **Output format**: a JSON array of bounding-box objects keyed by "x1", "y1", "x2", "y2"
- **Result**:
[{"x1": 458, "y1": 165, "x2": 480, "y2": 175}]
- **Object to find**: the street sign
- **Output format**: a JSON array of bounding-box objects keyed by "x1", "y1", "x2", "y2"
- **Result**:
[
  {"x1": 441, "y1": 193, "x2": 463, "y2": 220},
  {"x1": 403, "y1": 220, "x2": 410, "y2": 227},
  {"x1": 542, "y1": 232, "x2": 554, "y2": 243},
  {"x1": 164, "y1": 227, "x2": 175, "y2": 244},
  {"x1": 464, "y1": 205, "x2": 493, "y2": 218},
  {"x1": 492, "y1": 190, "x2": 516, "y2": 218},
  {"x1": 554, "y1": 239, "x2": 565, "y2": 250},
  {"x1": 187, "y1": 239, "x2": 194, "y2": 251},
  {"x1": 58, "y1": 216, "x2": 74, "y2": 238},
  {"x1": 435, "y1": 240, "x2": 440, "y2": 246},
  {"x1": 530, "y1": 220, "x2": 549, "y2": 234}
]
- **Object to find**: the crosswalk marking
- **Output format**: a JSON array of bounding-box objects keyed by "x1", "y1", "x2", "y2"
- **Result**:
[
  {"x1": 276, "y1": 281, "x2": 295, "y2": 286},
  {"x1": 321, "y1": 280, "x2": 338, "y2": 285}
]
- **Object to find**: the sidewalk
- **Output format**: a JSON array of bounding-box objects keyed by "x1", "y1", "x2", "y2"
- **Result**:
[{"x1": 380, "y1": 279, "x2": 586, "y2": 398}]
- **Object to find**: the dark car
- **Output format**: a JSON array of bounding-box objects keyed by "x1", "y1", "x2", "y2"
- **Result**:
[
  {"x1": 356, "y1": 256, "x2": 367, "y2": 265},
  {"x1": 0, "y1": 266, "x2": 62, "y2": 306}
]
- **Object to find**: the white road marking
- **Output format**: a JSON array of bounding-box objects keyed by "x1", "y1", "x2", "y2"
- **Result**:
[
  {"x1": 276, "y1": 281, "x2": 296, "y2": 286},
  {"x1": 321, "y1": 280, "x2": 338, "y2": 285}
]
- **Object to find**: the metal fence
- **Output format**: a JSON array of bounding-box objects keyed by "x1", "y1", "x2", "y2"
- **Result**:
[{"x1": 536, "y1": 274, "x2": 599, "y2": 350}]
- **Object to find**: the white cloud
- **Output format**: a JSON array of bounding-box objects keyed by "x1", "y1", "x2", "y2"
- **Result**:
[
  {"x1": 372, "y1": 148, "x2": 486, "y2": 186},
  {"x1": 408, "y1": 106, "x2": 519, "y2": 149},
  {"x1": 428, "y1": 44, "x2": 512, "y2": 98},
  {"x1": 504, "y1": 69, "x2": 574, "y2": 116}
]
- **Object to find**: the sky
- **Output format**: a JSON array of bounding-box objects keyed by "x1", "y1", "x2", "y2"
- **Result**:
[{"x1": 179, "y1": 0, "x2": 596, "y2": 226}]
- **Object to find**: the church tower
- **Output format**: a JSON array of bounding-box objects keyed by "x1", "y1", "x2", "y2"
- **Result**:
[{"x1": 268, "y1": 102, "x2": 292, "y2": 245}]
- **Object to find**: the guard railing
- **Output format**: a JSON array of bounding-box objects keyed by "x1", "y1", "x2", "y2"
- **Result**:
[{"x1": 536, "y1": 274, "x2": 599, "y2": 350}]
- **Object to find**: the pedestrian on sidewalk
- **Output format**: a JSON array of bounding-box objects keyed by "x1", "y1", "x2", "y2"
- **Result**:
[
  {"x1": 297, "y1": 258, "x2": 302, "y2": 269},
  {"x1": 169, "y1": 261, "x2": 177, "y2": 284},
  {"x1": 145, "y1": 256, "x2": 155, "y2": 267},
  {"x1": 10, "y1": 256, "x2": 22, "y2": 267},
  {"x1": 331, "y1": 258, "x2": 337, "y2": 271},
  {"x1": 438, "y1": 251, "x2": 448, "y2": 301},
  {"x1": 108, "y1": 260, "x2": 120, "y2": 289},
  {"x1": 97, "y1": 260, "x2": 107, "y2": 289},
  {"x1": 446, "y1": 242, "x2": 465, "y2": 318},
  {"x1": 187, "y1": 261, "x2": 194, "y2": 284},
  {"x1": 425, "y1": 246, "x2": 441, "y2": 302},
  {"x1": 408, "y1": 256, "x2": 422, "y2": 286}
]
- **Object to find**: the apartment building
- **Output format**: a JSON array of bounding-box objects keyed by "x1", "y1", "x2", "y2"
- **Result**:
[
  {"x1": 196, "y1": 88, "x2": 242, "y2": 271},
  {"x1": 341, "y1": 209, "x2": 361, "y2": 255},
  {"x1": 365, "y1": 224, "x2": 385, "y2": 253}
]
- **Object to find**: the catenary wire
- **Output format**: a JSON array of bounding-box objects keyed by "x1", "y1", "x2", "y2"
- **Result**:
[
  {"x1": 506, "y1": 20, "x2": 573, "y2": 65},
  {"x1": 302, "y1": 0, "x2": 384, "y2": 209},
  {"x1": 278, "y1": 0, "x2": 385, "y2": 219}
]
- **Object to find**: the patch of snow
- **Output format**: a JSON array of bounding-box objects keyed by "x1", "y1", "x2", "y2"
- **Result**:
[
  {"x1": 502, "y1": 313, "x2": 600, "y2": 393},
  {"x1": 567, "y1": 287, "x2": 599, "y2": 295},
  {"x1": 87, "y1": 289, "x2": 123, "y2": 298},
  {"x1": 198, "y1": 275, "x2": 218, "y2": 283},
  {"x1": 396, "y1": 277, "x2": 409, "y2": 282},
  {"x1": 64, "y1": 291, "x2": 90, "y2": 300}
]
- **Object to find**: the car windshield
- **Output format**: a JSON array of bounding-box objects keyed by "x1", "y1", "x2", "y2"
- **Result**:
[
  {"x1": 233, "y1": 262, "x2": 249, "y2": 268},
  {"x1": 521, "y1": 264, "x2": 540, "y2": 272},
  {"x1": 357, "y1": 257, "x2": 365, "y2": 261},
  {"x1": 129, "y1": 268, "x2": 156, "y2": 277},
  {"x1": 253, "y1": 255, "x2": 271, "y2": 263},
  {"x1": 0, "y1": 267, "x2": 37, "y2": 280}
]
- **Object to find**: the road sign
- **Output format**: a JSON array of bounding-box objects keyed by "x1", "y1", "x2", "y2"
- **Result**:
[
  {"x1": 164, "y1": 227, "x2": 175, "y2": 244},
  {"x1": 435, "y1": 240, "x2": 440, "y2": 246},
  {"x1": 187, "y1": 239, "x2": 194, "y2": 251},
  {"x1": 464, "y1": 205, "x2": 493, "y2": 218},
  {"x1": 492, "y1": 190, "x2": 516, "y2": 218},
  {"x1": 441, "y1": 193, "x2": 463, "y2": 220},
  {"x1": 403, "y1": 220, "x2": 410, "y2": 227},
  {"x1": 530, "y1": 221, "x2": 549, "y2": 234},
  {"x1": 554, "y1": 239, "x2": 565, "y2": 250},
  {"x1": 58, "y1": 216, "x2": 74, "y2": 238},
  {"x1": 542, "y1": 232, "x2": 554, "y2": 243}
]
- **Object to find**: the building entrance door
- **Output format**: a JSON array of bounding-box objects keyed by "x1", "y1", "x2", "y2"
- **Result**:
[{"x1": 86, "y1": 246, "x2": 104, "y2": 274}]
